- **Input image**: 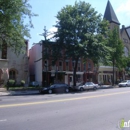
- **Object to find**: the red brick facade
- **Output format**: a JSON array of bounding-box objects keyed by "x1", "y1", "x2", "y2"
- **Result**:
[{"x1": 42, "y1": 44, "x2": 97, "y2": 86}]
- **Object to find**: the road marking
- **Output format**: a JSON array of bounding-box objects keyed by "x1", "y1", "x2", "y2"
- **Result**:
[
  {"x1": 0, "y1": 91, "x2": 130, "y2": 108},
  {"x1": 0, "y1": 119, "x2": 7, "y2": 122}
]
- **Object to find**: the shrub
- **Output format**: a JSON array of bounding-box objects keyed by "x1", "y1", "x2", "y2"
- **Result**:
[
  {"x1": 7, "y1": 79, "x2": 16, "y2": 87},
  {"x1": 21, "y1": 80, "x2": 25, "y2": 86}
]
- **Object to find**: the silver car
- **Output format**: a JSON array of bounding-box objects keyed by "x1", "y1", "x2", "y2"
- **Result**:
[
  {"x1": 75, "y1": 82, "x2": 98, "y2": 91},
  {"x1": 118, "y1": 80, "x2": 130, "y2": 87}
]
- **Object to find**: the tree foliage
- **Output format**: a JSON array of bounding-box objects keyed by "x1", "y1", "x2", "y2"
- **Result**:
[
  {"x1": 52, "y1": 1, "x2": 110, "y2": 86},
  {"x1": 106, "y1": 27, "x2": 123, "y2": 84},
  {"x1": 107, "y1": 27, "x2": 127, "y2": 70},
  {"x1": 0, "y1": 0, "x2": 37, "y2": 53},
  {"x1": 125, "y1": 57, "x2": 130, "y2": 77}
]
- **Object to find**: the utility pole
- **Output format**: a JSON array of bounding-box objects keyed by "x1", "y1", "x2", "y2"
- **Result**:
[
  {"x1": 112, "y1": 57, "x2": 115, "y2": 86},
  {"x1": 40, "y1": 26, "x2": 48, "y2": 40},
  {"x1": 40, "y1": 26, "x2": 48, "y2": 87},
  {"x1": 39, "y1": 26, "x2": 54, "y2": 86},
  {"x1": 35, "y1": 26, "x2": 54, "y2": 87}
]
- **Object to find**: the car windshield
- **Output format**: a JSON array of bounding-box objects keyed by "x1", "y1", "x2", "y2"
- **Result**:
[
  {"x1": 85, "y1": 82, "x2": 94, "y2": 85},
  {"x1": 50, "y1": 85, "x2": 55, "y2": 88},
  {"x1": 77, "y1": 82, "x2": 84, "y2": 86}
]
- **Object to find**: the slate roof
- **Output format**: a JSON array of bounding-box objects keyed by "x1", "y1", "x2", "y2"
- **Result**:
[
  {"x1": 120, "y1": 25, "x2": 130, "y2": 40},
  {"x1": 104, "y1": 0, "x2": 120, "y2": 25},
  {"x1": 126, "y1": 26, "x2": 130, "y2": 39}
]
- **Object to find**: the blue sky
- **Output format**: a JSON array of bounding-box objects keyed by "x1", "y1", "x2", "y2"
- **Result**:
[{"x1": 28, "y1": 0, "x2": 130, "y2": 49}]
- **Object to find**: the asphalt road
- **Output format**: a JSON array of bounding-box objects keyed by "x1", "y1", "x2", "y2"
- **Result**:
[{"x1": 0, "y1": 87, "x2": 130, "y2": 130}]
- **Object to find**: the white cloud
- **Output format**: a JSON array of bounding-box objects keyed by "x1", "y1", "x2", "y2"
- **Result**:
[
  {"x1": 47, "y1": 27, "x2": 57, "y2": 40},
  {"x1": 49, "y1": 27, "x2": 57, "y2": 33},
  {"x1": 116, "y1": 0, "x2": 130, "y2": 16},
  {"x1": 35, "y1": 27, "x2": 58, "y2": 43},
  {"x1": 115, "y1": 0, "x2": 130, "y2": 26}
]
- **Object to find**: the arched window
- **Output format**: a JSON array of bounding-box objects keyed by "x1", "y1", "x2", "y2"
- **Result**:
[
  {"x1": 9, "y1": 69, "x2": 17, "y2": 79},
  {"x1": 124, "y1": 47, "x2": 129, "y2": 57}
]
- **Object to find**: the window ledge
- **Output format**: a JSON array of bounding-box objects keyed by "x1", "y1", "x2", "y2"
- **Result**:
[{"x1": 0, "y1": 59, "x2": 8, "y2": 61}]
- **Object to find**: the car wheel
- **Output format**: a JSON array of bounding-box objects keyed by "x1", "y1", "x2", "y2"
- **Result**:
[
  {"x1": 65, "y1": 88, "x2": 69, "y2": 93},
  {"x1": 93, "y1": 87, "x2": 97, "y2": 91},
  {"x1": 126, "y1": 84, "x2": 128, "y2": 87},
  {"x1": 48, "y1": 89, "x2": 52, "y2": 94},
  {"x1": 80, "y1": 87, "x2": 84, "y2": 91}
]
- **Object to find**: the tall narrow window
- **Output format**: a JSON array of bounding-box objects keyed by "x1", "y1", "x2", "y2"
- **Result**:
[
  {"x1": 88, "y1": 63, "x2": 91, "y2": 70},
  {"x1": 72, "y1": 61, "x2": 75, "y2": 70},
  {"x1": 84, "y1": 63, "x2": 86, "y2": 71},
  {"x1": 44, "y1": 60, "x2": 48, "y2": 71},
  {"x1": 51, "y1": 60, "x2": 55, "y2": 70},
  {"x1": 77, "y1": 75, "x2": 81, "y2": 82},
  {"x1": 1, "y1": 43, "x2": 7, "y2": 59},
  {"x1": 78, "y1": 63, "x2": 81, "y2": 71},
  {"x1": 59, "y1": 61, "x2": 63, "y2": 71},
  {"x1": 9, "y1": 70, "x2": 16, "y2": 79},
  {"x1": 66, "y1": 61, "x2": 69, "y2": 71}
]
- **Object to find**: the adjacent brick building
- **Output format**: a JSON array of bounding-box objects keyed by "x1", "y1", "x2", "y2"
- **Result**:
[{"x1": 29, "y1": 42, "x2": 97, "y2": 87}]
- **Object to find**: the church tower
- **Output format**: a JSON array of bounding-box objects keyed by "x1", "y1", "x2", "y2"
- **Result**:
[{"x1": 104, "y1": 0, "x2": 120, "y2": 30}]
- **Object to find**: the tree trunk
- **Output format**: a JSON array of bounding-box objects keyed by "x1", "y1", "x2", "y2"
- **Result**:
[
  {"x1": 112, "y1": 58, "x2": 115, "y2": 86},
  {"x1": 73, "y1": 57, "x2": 79, "y2": 87}
]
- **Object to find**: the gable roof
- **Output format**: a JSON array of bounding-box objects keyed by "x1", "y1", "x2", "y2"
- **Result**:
[
  {"x1": 104, "y1": 0, "x2": 120, "y2": 25},
  {"x1": 126, "y1": 26, "x2": 130, "y2": 38},
  {"x1": 120, "y1": 25, "x2": 130, "y2": 41}
]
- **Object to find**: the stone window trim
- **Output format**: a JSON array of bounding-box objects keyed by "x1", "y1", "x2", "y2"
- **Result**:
[
  {"x1": 9, "y1": 68, "x2": 18, "y2": 74},
  {"x1": 9, "y1": 68, "x2": 18, "y2": 80}
]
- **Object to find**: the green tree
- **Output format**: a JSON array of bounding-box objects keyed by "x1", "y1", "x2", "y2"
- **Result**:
[
  {"x1": 0, "y1": 0, "x2": 37, "y2": 53},
  {"x1": 107, "y1": 27, "x2": 125, "y2": 84},
  {"x1": 53, "y1": 1, "x2": 110, "y2": 86},
  {"x1": 125, "y1": 57, "x2": 130, "y2": 77}
]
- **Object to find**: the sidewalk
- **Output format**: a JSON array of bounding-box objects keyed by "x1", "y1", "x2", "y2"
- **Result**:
[
  {"x1": 99, "y1": 85, "x2": 119, "y2": 89},
  {"x1": 10, "y1": 90, "x2": 40, "y2": 96},
  {"x1": 0, "y1": 88, "x2": 39, "y2": 96},
  {"x1": 0, "y1": 85, "x2": 119, "y2": 96}
]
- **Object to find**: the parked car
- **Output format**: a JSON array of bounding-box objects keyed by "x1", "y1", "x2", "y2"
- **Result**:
[
  {"x1": 75, "y1": 82, "x2": 98, "y2": 91},
  {"x1": 39, "y1": 83, "x2": 70, "y2": 94},
  {"x1": 118, "y1": 80, "x2": 130, "y2": 87},
  {"x1": 29, "y1": 81, "x2": 39, "y2": 87}
]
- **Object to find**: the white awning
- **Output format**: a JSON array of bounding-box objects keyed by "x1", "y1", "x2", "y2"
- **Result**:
[
  {"x1": 65, "y1": 71, "x2": 84, "y2": 75},
  {"x1": 99, "y1": 66, "x2": 118, "y2": 71}
]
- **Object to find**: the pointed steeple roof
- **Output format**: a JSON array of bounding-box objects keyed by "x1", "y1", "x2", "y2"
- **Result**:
[{"x1": 104, "y1": 0, "x2": 120, "y2": 25}]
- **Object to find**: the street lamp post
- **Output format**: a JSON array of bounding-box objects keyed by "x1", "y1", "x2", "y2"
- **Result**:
[{"x1": 40, "y1": 26, "x2": 48, "y2": 87}]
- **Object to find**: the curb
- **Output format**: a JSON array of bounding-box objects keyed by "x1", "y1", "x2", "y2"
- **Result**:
[
  {"x1": 99, "y1": 85, "x2": 119, "y2": 89},
  {"x1": 0, "y1": 90, "x2": 40, "y2": 96}
]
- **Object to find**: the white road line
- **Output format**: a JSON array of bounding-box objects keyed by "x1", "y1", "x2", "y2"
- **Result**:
[{"x1": 0, "y1": 119, "x2": 7, "y2": 122}]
